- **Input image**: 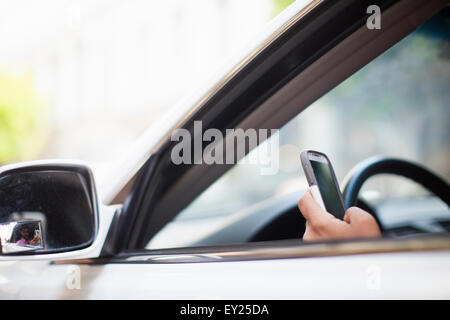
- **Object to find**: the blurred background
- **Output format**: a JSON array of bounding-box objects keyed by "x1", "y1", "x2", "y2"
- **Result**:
[{"x1": 0, "y1": 0, "x2": 291, "y2": 174}]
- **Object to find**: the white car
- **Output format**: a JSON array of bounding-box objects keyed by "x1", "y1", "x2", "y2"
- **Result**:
[{"x1": 0, "y1": 0, "x2": 449, "y2": 300}]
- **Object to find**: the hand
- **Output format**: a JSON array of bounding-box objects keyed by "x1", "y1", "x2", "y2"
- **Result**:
[
  {"x1": 298, "y1": 190, "x2": 381, "y2": 242},
  {"x1": 29, "y1": 234, "x2": 41, "y2": 245}
]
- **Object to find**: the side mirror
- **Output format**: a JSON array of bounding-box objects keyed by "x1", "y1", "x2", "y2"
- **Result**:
[{"x1": 0, "y1": 161, "x2": 99, "y2": 257}]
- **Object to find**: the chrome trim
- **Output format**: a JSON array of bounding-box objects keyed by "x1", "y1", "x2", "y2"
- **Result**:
[{"x1": 56, "y1": 235, "x2": 450, "y2": 265}]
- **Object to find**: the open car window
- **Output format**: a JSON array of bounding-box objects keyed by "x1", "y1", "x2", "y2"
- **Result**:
[{"x1": 147, "y1": 7, "x2": 450, "y2": 250}]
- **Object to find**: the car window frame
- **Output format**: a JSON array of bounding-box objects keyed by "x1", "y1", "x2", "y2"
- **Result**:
[{"x1": 100, "y1": 0, "x2": 447, "y2": 256}]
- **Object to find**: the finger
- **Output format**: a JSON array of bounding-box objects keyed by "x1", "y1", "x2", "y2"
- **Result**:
[
  {"x1": 302, "y1": 220, "x2": 319, "y2": 241},
  {"x1": 344, "y1": 206, "x2": 373, "y2": 223},
  {"x1": 298, "y1": 189, "x2": 334, "y2": 225},
  {"x1": 343, "y1": 210, "x2": 351, "y2": 224},
  {"x1": 344, "y1": 207, "x2": 381, "y2": 235}
]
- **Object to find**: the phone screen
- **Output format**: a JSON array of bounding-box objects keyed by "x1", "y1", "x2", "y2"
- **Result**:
[{"x1": 310, "y1": 160, "x2": 346, "y2": 219}]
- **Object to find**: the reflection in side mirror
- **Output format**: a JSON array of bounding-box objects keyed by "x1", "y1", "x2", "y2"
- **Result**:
[
  {"x1": 0, "y1": 220, "x2": 44, "y2": 254},
  {"x1": 0, "y1": 162, "x2": 98, "y2": 256}
]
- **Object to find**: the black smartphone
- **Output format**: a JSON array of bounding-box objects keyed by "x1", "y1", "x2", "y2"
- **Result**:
[{"x1": 300, "y1": 150, "x2": 346, "y2": 219}]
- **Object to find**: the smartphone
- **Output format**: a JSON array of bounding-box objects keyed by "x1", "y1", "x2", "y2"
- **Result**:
[{"x1": 300, "y1": 150, "x2": 346, "y2": 219}]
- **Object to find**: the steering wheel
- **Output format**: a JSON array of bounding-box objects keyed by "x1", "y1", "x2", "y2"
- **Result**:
[
  {"x1": 250, "y1": 157, "x2": 450, "y2": 242},
  {"x1": 342, "y1": 157, "x2": 450, "y2": 231}
]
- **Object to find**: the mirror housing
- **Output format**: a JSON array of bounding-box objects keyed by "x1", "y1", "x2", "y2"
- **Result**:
[{"x1": 0, "y1": 161, "x2": 99, "y2": 257}]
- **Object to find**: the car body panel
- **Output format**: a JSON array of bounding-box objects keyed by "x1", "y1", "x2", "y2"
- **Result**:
[{"x1": 1, "y1": 250, "x2": 449, "y2": 299}]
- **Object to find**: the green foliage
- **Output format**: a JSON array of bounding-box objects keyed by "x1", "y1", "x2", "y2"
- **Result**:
[
  {"x1": 0, "y1": 73, "x2": 47, "y2": 164},
  {"x1": 272, "y1": 0, "x2": 296, "y2": 17}
]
